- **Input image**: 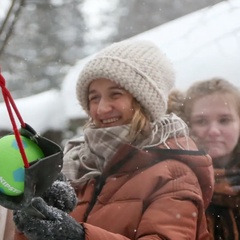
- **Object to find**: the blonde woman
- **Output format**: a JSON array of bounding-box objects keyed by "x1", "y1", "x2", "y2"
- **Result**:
[
  {"x1": 168, "y1": 78, "x2": 240, "y2": 240},
  {"x1": 14, "y1": 40, "x2": 213, "y2": 240}
]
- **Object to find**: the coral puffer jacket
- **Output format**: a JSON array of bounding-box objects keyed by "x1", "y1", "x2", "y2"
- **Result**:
[
  {"x1": 71, "y1": 137, "x2": 213, "y2": 240},
  {"x1": 14, "y1": 137, "x2": 214, "y2": 240}
]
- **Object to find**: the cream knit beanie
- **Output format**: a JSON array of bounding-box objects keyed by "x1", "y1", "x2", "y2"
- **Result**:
[{"x1": 76, "y1": 40, "x2": 175, "y2": 121}]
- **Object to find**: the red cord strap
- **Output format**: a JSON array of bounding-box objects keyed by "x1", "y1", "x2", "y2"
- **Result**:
[{"x1": 0, "y1": 72, "x2": 29, "y2": 168}]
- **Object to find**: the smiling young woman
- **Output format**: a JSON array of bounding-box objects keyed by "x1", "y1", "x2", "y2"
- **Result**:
[
  {"x1": 14, "y1": 40, "x2": 214, "y2": 240},
  {"x1": 88, "y1": 78, "x2": 135, "y2": 128}
]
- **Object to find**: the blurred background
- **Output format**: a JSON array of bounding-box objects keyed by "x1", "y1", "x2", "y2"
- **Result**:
[
  {"x1": 0, "y1": 0, "x2": 239, "y2": 146},
  {"x1": 0, "y1": 0, "x2": 223, "y2": 98}
]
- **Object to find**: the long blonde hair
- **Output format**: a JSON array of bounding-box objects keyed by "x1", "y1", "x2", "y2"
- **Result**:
[{"x1": 128, "y1": 99, "x2": 150, "y2": 142}]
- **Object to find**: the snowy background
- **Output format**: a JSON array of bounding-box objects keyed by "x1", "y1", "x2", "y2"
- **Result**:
[{"x1": 0, "y1": 0, "x2": 240, "y2": 134}]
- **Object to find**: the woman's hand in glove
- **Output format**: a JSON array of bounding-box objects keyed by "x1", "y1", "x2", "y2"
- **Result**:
[
  {"x1": 13, "y1": 197, "x2": 85, "y2": 240},
  {"x1": 42, "y1": 172, "x2": 78, "y2": 213}
]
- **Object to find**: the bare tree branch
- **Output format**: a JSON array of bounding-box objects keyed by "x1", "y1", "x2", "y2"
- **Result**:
[
  {"x1": 0, "y1": 0, "x2": 25, "y2": 55},
  {"x1": 0, "y1": 0, "x2": 17, "y2": 35}
]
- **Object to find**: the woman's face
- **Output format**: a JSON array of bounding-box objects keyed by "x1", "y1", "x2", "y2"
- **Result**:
[
  {"x1": 88, "y1": 78, "x2": 135, "y2": 128},
  {"x1": 189, "y1": 93, "x2": 240, "y2": 168}
]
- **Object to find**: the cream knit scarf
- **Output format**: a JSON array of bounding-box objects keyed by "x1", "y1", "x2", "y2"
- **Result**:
[{"x1": 62, "y1": 113, "x2": 188, "y2": 185}]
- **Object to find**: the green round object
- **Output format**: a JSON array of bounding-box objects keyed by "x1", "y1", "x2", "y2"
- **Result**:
[{"x1": 0, "y1": 135, "x2": 44, "y2": 196}]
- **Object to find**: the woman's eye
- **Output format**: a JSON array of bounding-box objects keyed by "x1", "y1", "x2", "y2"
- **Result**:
[
  {"x1": 220, "y1": 118, "x2": 231, "y2": 124},
  {"x1": 193, "y1": 119, "x2": 207, "y2": 126},
  {"x1": 111, "y1": 92, "x2": 122, "y2": 98},
  {"x1": 89, "y1": 96, "x2": 99, "y2": 102}
]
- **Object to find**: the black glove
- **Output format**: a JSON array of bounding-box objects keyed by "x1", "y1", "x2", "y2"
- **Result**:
[
  {"x1": 13, "y1": 197, "x2": 85, "y2": 240},
  {"x1": 42, "y1": 172, "x2": 78, "y2": 213}
]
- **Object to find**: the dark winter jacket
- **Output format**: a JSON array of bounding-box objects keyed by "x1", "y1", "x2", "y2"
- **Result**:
[{"x1": 206, "y1": 156, "x2": 240, "y2": 240}]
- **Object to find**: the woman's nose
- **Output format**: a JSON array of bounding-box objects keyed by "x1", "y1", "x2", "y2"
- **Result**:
[
  {"x1": 208, "y1": 123, "x2": 221, "y2": 136},
  {"x1": 97, "y1": 99, "x2": 112, "y2": 115}
]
